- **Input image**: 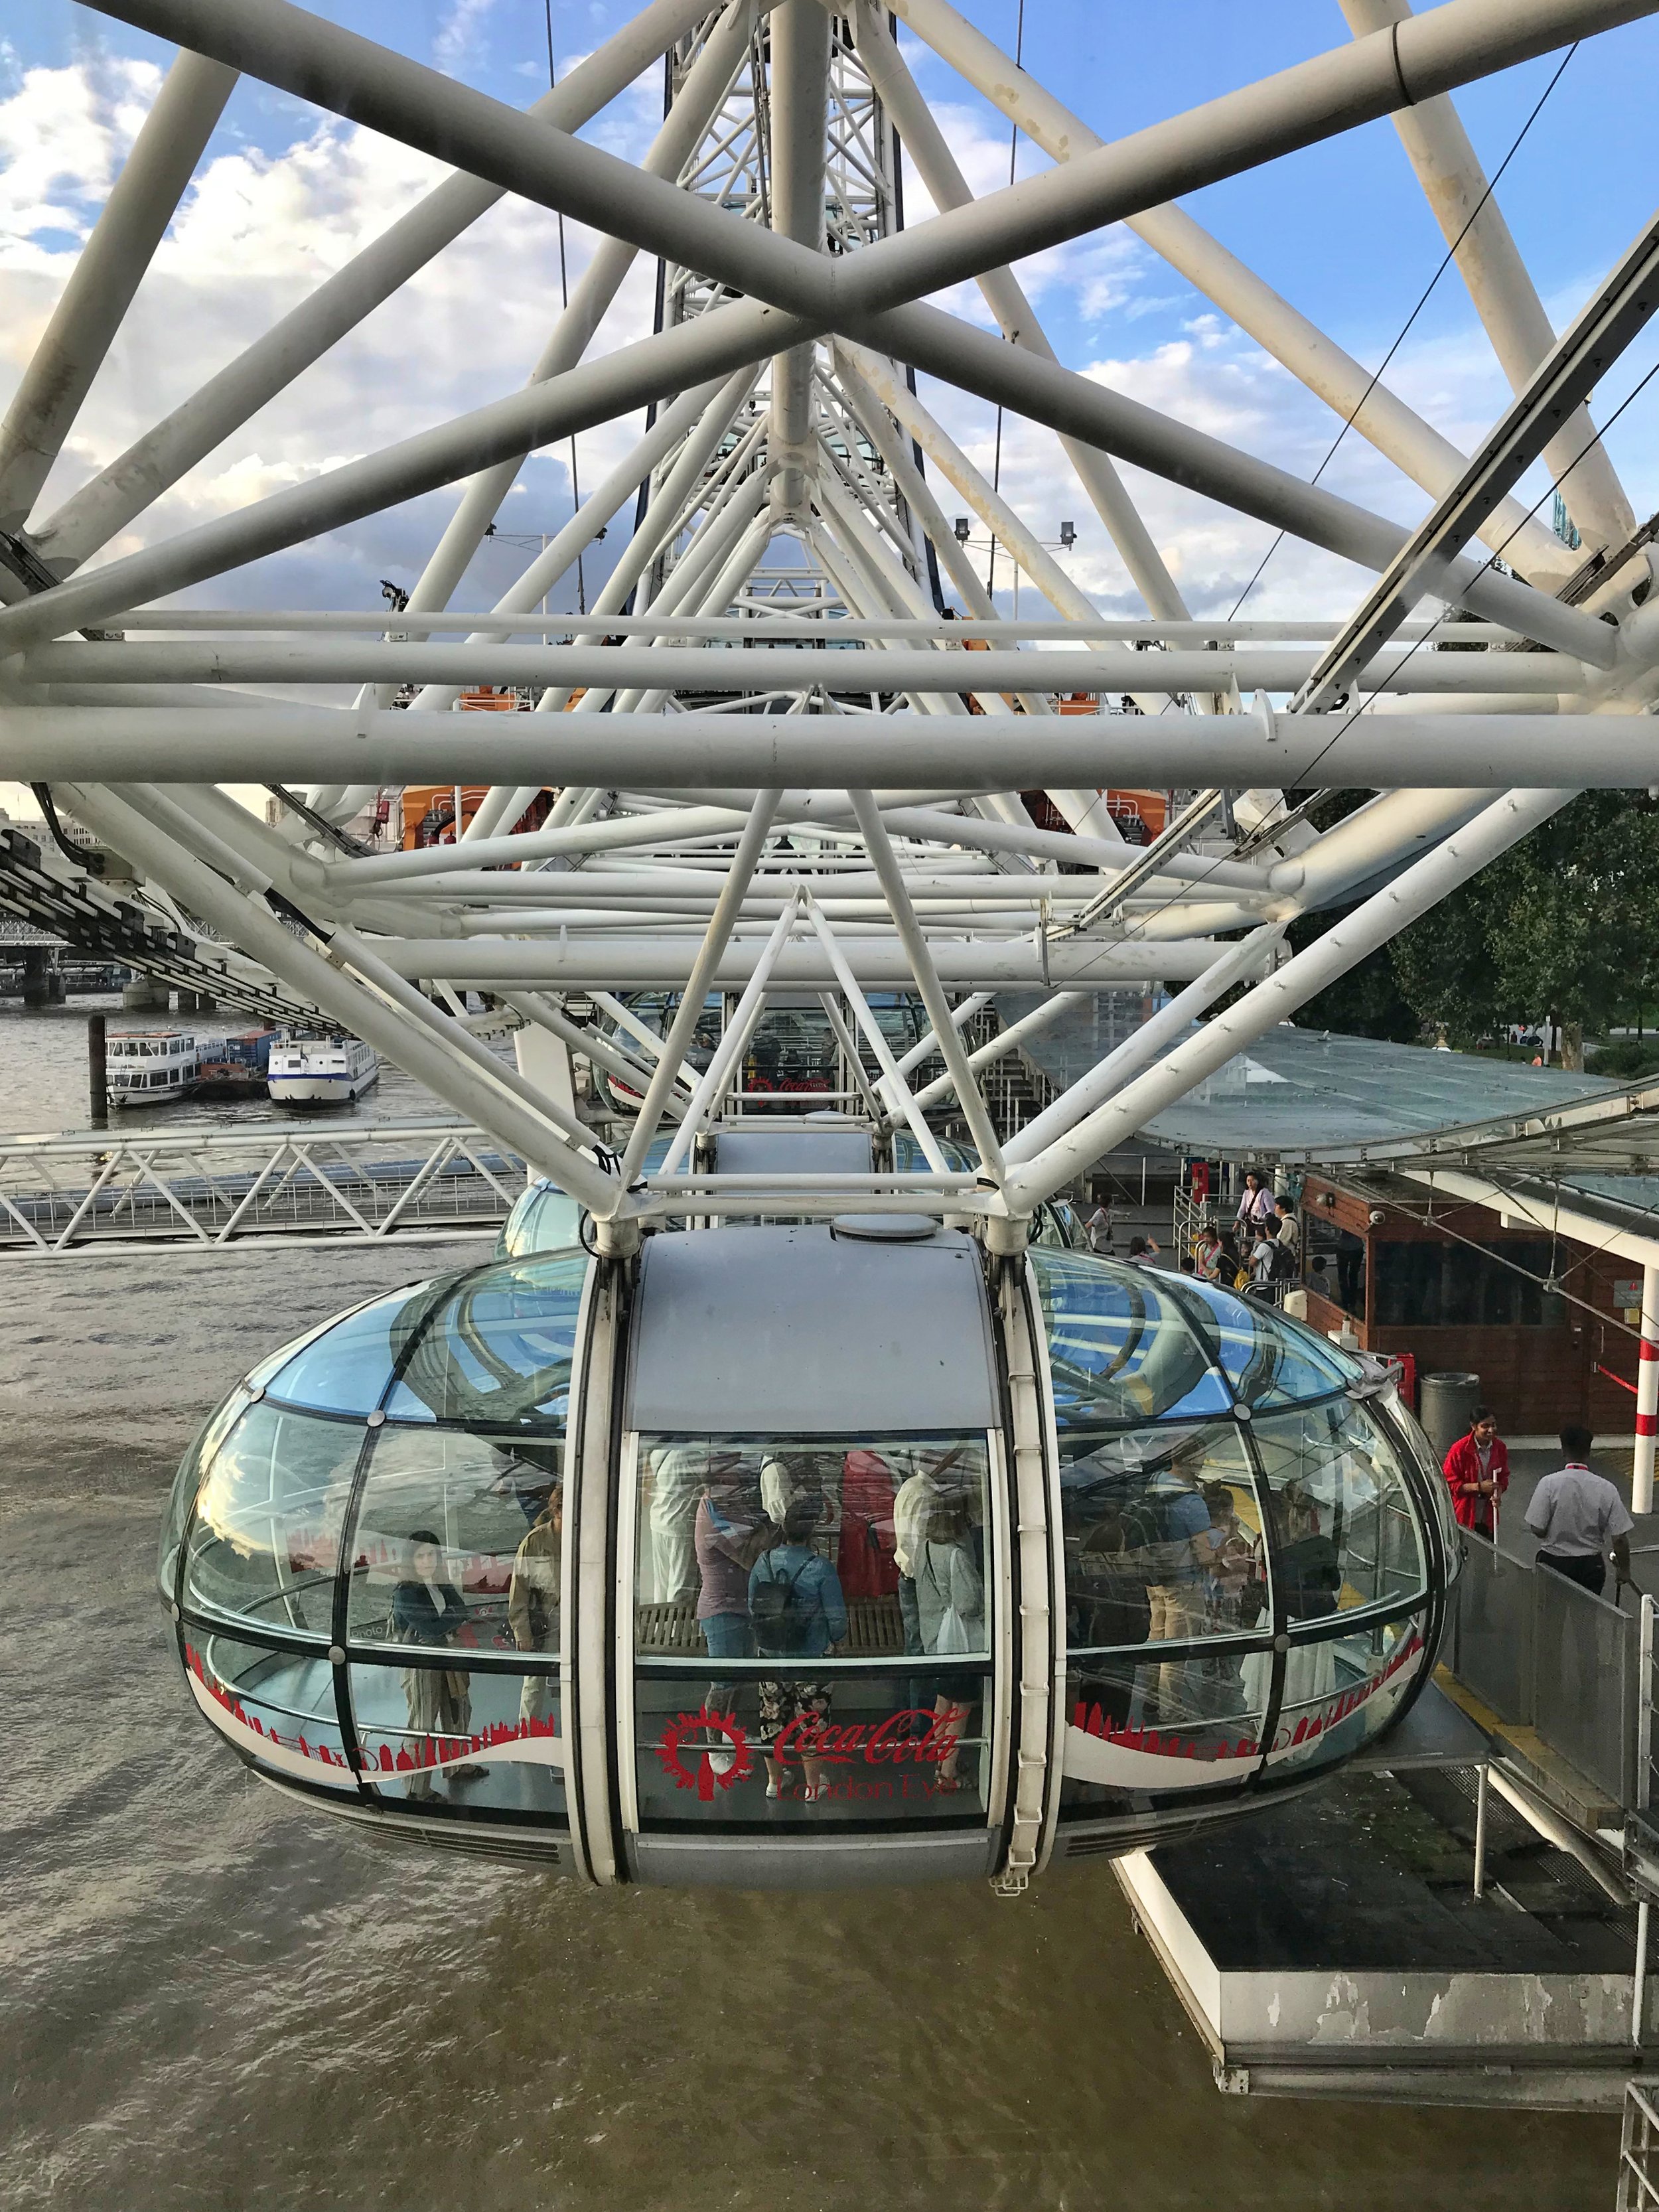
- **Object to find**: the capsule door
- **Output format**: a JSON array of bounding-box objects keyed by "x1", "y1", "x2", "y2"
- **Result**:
[{"x1": 616, "y1": 1424, "x2": 1013, "y2": 1887}]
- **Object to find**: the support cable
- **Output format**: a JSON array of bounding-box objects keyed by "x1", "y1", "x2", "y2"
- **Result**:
[
  {"x1": 1228, "y1": 41, "x2": 1579, "y2": 621},
  {"x1": 546, "y1": 0, "x2": 587, "y2": 613}
]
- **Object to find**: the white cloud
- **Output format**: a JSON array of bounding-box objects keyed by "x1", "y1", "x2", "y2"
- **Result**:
[{"x1": 0, "y1": 56, "x2": 665, "y2": 613}]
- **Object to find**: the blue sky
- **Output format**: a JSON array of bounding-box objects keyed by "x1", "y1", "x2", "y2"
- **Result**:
[{"x1": 1, "y1": 0, "x2": 1656, "y2": 648}]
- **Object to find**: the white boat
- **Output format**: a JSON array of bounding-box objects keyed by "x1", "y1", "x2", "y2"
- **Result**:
[
  {"x1": 267, "y1": 1033, "x2": 379, "y2": 1106},
  {"x1": 107, "y1": 1029, "x2": 212, "y2": 1107}
]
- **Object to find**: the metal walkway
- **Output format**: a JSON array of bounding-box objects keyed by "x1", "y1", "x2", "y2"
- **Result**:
[{"x1": 0, "y1": 1118, "x2": 524, "y2": 1255}]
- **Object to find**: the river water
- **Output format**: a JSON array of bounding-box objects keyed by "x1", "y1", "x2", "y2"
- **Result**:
[{"x1": 0, "y1": 1005, "x2": 1617, "y2": 2207}]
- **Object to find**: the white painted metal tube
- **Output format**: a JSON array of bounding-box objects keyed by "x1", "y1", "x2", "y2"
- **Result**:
[
  {"x1": 845, "y1": 5, "x2": 1190, "y2": 618},
  {"x1": 908, "y1": 991, "x2": 1089, "y2": 1114},
  {"x1": 415, "y1": 376, "x2": 731, "y2": 718},
  {"x1": 658, "y1": 895, "x2": 804, "y2": 1169},
  {"x1": 54, "y1": 783, "x2": 622, "y2": 1207},
  {"x1": 999, "y1": 928, "x2": 1283, "y2": 1165},
  {"x1": 1004, "y1": 788, "x2": 1575, "y2": 1211},
  {"x1": 30, "y1": 0, "x2": 719, "y2": 567},
  {"x1": 766, "y1": 1, "x2": 831, "y2": 516},
  {"x1": 895, "y1": 993, "x2": 992, "y2": 1076},
  {"x1": 876, "y1": 0, "x2": 1571, "y2": 584},
  {"x1": 1340, "y1": 0, "x2": 1635, "y2": 554},
  {"x1": 361, "y1": 933, "x2": 1214, "y2": 988},
  {"x1": 403, "y1": 0, "x2": 763, "y2": 621},
  {"x1": 9, "y1": 705, "x2": 1650, "y2": 785},
  {"x1": 98, "y1": 609, "x2": 1524, "y2": 644},
  {"x1": 324, "y1": 922, "x2": 597, "y2": 1149},
  {"x1": 17, "y1": 641, "x2": 1583, "y2": 692},
  {"x1": 851, "y1": 788, "x2": 1006, "y2": 1174},
  {"x1": 496, "y1": 990, "x2": 687, "y2": 1116},
  {"x1": 800, "y1": 897, "x2": 948, "y2": 1169},
  {"x1": 1636, "y1": 1260, "x2": 1659, "y2": 1514},
  {"x1": 0, "y1": 50, "x2": 238, "y2": 534},
  {"x1": 615, "y1": 790, "x2": 782, "y2": 1189}
]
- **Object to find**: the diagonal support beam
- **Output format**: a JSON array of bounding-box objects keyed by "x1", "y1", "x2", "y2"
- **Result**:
[
  {"x1": 872, "y1": 0, "x2": 1575, "y2": 587},
  {"x1": 614, "y1": 789, "x2": 782, "y2": 1197},
  {"x1": 0, "y1": 50, "x2": 238, "y2": 534},
  {"x1": 1003, "y1": 789, "x2": 1576, "y2": 1213},
  {"x1": 849, "y1": 787, "x2": 1005, "y2": 1176},
  {"x1": 1296, "y1": 206, "x2": 1659, "y2": 712},
  {"x1": 27, "y1": 0, "x2": 720, "y2": 570}
]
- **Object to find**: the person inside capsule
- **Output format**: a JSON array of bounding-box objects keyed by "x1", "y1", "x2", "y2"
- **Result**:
[
  {"x1": 393, "y1": 1532, "x2": 483, "y2": 1796},
  {"x1": 694, "y1": 1450, "x2": 776, "y2": 1742},
  {"x1": 752, "y1": 1495, "x2": 848, "y2": 1803},
  {"x1": 508, "y1": 1482, "x2": 562, "y2": 1726}
]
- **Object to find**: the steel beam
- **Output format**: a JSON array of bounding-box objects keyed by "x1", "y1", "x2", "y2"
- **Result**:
[
  {"x1": 1296, "y1": 206, "x2": 1659, "y2": 712},
  {"x1": 1004, "y1": 788, "x2": 1576, "y2": 1211},
  {"x1": 28, "y1": 0, "x2": 719, "y2": 569},
  {"x1": 0, "y1": 51, "x2": 238, "y2": 535},
  {"x1": 21, "y1": 640, "x2": 1583, "y2": 692},
  {"x1": 875, "y1": 0, "x2": 1575, "y2": 585},
  {"x1": 1341, "y1": 0, "x2": 1637, "y2": 555},
  {"x1": 9, "y1": 703, "x2": 1652, "y2": 784}
]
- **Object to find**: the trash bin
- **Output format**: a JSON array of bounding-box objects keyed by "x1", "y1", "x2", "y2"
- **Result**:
[{"x1": 1419, "y1": 1370, "x2": 1480, "y2": 1458}]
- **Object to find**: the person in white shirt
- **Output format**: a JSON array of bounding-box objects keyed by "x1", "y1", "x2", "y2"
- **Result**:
[
  {"x1": 1234, "y1": 1173, "x2": 1275, "y2": 1236},
  {"x1": 1524, "y1": 1423, "x2": 1634, "y2": 1599},
  {"x1": 1273, "y1": 1197, "x2": 1299, "y2": 1261},
  {"x1": 1083, "y1": 1201, "x2": 1112, "y2": 1254}
]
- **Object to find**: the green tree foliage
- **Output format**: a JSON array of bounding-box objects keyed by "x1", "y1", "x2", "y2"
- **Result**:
[{"x1": 1291, "y1": 794, "x2": 1659, "y2": 1049}]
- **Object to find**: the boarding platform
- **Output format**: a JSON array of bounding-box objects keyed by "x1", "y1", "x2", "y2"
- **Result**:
[{"x1": 1118, "y1": 1682, "x2": 1657, "y2": 2109}]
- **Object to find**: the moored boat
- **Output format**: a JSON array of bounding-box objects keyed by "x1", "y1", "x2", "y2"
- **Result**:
[
  {"x1": 267, "y1": 1033, "x2": 378, "y2": 1105},
  {"x1": 194, "y1": 1028, "x2": 277, "y2": 1099},
  {"x1": 107, "y1": 1029, "x2": 206, "y2": 1107}
]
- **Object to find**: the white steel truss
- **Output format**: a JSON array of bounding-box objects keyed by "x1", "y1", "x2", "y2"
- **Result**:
[{"x1": 2, "y1": 0, "x2": 1658, "y2": 1248}]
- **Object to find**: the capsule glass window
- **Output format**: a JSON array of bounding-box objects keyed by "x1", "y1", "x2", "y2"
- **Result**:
[{"x1": 181, "y1": 1401, "x2": 365, "y2": 1641}]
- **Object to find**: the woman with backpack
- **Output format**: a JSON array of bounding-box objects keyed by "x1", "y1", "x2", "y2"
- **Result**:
[{"x1": 749, "y1": 1495, "x2": 848, "y2": 1803}]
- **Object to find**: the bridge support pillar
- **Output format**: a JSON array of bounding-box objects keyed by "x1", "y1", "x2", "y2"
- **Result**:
[
  {"x1": 23, "y1": 947, "x2": 64, "y2": 1007},
  {"x1": 121, "y1": 972, "x2": 169, "y2": 1012}
]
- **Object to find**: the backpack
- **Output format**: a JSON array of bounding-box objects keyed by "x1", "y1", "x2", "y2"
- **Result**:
[
  {"x1": 1267, "y1": 1237, "x2": 1296, "y2": 1284},
  {"x1": 751, "y1": 1551, "x2": 815, "y2": 1657}
]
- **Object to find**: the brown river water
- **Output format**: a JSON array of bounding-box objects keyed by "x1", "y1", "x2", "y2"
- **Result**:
[{"x1": 0, "y1": 1226, "x2": 1619, "y2": 2209}]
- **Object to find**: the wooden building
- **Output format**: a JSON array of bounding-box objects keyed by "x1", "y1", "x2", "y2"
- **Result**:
[{"x1": 1297, "y1": 1169, "x2": 1644, "y2": 1436}]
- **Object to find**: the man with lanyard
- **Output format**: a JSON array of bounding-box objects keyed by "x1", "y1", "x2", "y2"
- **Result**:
[
  {"x1": 1524, "y1": 1423, "x2": 1633, "y2": 1598},
  {"x1": 1441, "y1": 1406, "x2": 1510, "y2": 1539}
]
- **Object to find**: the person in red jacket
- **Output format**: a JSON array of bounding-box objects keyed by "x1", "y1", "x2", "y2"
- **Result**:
[{"x1": 1442, "y1": 1408, "x2": 1510, "y2": 1536}]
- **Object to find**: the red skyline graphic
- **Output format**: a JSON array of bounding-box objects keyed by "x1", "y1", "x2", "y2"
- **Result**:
[
  {"x1": 186, "y1": 1643, "x2": 561, "y2": 1775},
  {"x1": 1069, "y1": 1632, "x2": 1423, "y2": 1763}
]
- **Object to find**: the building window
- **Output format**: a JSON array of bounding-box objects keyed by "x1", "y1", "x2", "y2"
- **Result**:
[{"x1": 1370, "y1": 1238, "x2": 1565, "y2": 1327}]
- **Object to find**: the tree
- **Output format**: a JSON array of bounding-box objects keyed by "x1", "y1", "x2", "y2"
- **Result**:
[{"x1": 1289, "y1": 795, "x2": 1659, "y2": 1065}]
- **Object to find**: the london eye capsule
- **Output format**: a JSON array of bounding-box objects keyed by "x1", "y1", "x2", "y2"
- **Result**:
[{"x1": 160, "y1": 1228, "x2": 1458, "y2": 1887}]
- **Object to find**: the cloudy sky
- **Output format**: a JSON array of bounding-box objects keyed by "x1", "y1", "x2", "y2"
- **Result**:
[{"x1": 1, "y1": 0, "x2": 1657, "y2": 818}]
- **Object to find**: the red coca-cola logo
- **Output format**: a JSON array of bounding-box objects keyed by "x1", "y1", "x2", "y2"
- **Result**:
[
  {"x1": 773, "y1": 1708, "x2": 961, "y2": 1765},
  {"x1": 655, "y1": 1706, "x2": 755, "y2": 1801}
]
